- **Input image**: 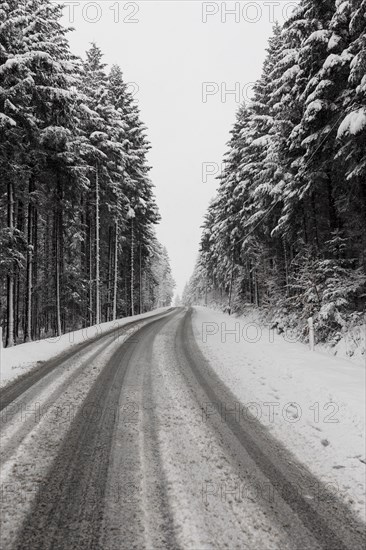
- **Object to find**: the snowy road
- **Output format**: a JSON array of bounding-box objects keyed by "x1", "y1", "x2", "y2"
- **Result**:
[{"x1": 0, "y1": 308, "x2": 365, "y2": 550}]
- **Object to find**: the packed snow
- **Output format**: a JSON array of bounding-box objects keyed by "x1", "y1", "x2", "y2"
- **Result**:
[
  {"x1": 192, "y1": 306, "x2": 366, "y2": 520},
  {"x1": 0, "y1": 308, "x2": 171, "y2": 389}
]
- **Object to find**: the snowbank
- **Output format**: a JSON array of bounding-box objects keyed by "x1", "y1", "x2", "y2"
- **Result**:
[
  {"x1": 0, "y1": 308, "x2": 171, "y2": 389},
  {"x1": 201, "y1": 296, "x2": 365, "y2": 364},
  {"x1": 192, "y1": 306, "x2": 366, "y2": 520},
  {"x1": 319, "y1": 322, "x2": 366, "y2": 364}
]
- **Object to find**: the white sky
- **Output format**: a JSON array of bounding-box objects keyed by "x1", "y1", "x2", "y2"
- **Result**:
[{"x1": 60, "y1": 1, "x2": 298, "y2": 295}]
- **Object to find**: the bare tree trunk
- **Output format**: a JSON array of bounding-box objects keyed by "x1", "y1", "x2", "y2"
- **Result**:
[
  {"x1": 55, "y1": 175, "x2": 62, "y2": 337},
  {"x1": 6, "y1": 181, "x2": 14, "y2": 347},
  {"x1": 80, "y1": 196, "x2": 87, "y2": 328},
  {"x1": 45, "y1": 213, "x2": 51, "y2": 335},
  {"x1": 33, "y1": 208, "x2": 38, "y2": 339},
  {"x1": 95, "y1": 164, "x2": 100, "y2": 325},
  {"x1": 113, "y1": 220, "x2": 118, "y2": 320},
  {"x1": 205, "y1": 268, "x2": 208, "y2": 307},
  {"x1": 106, "y1": 226, "x2": 113, "y2": 322},
  {"x1": 144, "y1": 270, "x2": 147, "y2": 313},
  {"x1": 124, "y1": 275, "x2": 127, "y2": 317},
  {"x1": 88, "y1": 207, "x2": 93, "y2": 327},
  {"x1": 139, "y1": 245, "x2": 143, "y2": 314},
  {"x1": 14, "y1": 198, "x2": 24, "y2": 341},
  {"x1": 25, "y1": 176, "x2": 34, "y2": 342},
  {"x1": 254, "y1": 268, "x2": 259, "y2": 307},
  {"x1": 14, "y1": 271, "x2": 19, "y2": 341},
  {"x1": 130, "y1": 218, "x2": 134, "y2": 316},
  {"x1": 228, "y1": 253, "x2": 235, "y2": 315},
  {"x1": 55, "y1": 211, "x2": 62, "y2": 337},
  {"x1": 247, "y1": 261, "x2": 251, "y2": 303}
]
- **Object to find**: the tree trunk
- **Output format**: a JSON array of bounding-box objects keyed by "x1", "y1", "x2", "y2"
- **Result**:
[
  {"x1": 95, "y1": 164, "x2": 100, "y2": 325},
  {"x1": 44, "y1": 213, "x2": 51, "y2": 335},
  {"x1": 33, "y1": 208, "x2": 38, "y2": 339},
  {"x1": 24, "y1": 176, "x2": 34, "y2": 342},
  {"x1": 14, "y1": 271, "x2": 19, "y2": 341},
  {"x1": 310, "y1": 192, "x2": 319, "y2": 251},
  {"x1": 124, "y1": 275, "x2": 128, "y2": 317},
  {"x1": 228, "y1": 253, "x2": 235, "y2": 315},
  {"x1": 80, "y1": 196, "x2": 87, "y2": 328},
  {"x1": 106, "y1": 226, "x2": 113, "y2": 322},
  {"x1": 254, "y1": 268, "x2": 259, "y2": 307},
  {"x1": 283, "y1": 238, "x2": 289, "y2": 296},
  {"x1": 130, "y1": 218, "x2": 135, "y2": 316},
  {"x1": 88, "y1": 206, "x2": 93, "y2": 327},
  {"x1": 113, "y1": 220, "x2": 118, "y2": 320},
  {"x1": 55, "y1": 210, "x2": 62, "y2": 337},
  {"x1": 144, "y1": 270, "x2": 147, "y2": 313},
  {"x1": 14, "y1": 198, "x2": 24, "y2": 341},
  {"x1": 6, "y1": 181, "x2": 14, "y2": 347},
  {"x1": 55, "y1": 175, "x2": 62, "y2": 337},
  {"x1": 139, "y1": 245, "x2": 143, "y2": 314},
  {"x1": 205, "y1": 270, "x2": 208, "y2": 307},
  {"x1": 247, "y1": 260, "x2": 252, "y2": 303}
]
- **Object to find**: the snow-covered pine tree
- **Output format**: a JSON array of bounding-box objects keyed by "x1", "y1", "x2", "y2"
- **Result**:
[
  {"x1": 0, "y1": 0, "x2": 86, "y2": 339},
  {"x1": 0, "y1": 0, "x2": 29, "y2": 345},
  {"x1": 80, "y1": 44, "x2": 127, "y2": 323},
  {"x1": 0, "y1": 4, "x2": 168, "y2": 345},
  {"x1": 190, "y1": 0, "x2": 365, "y2": 341},
  {"x1": 334, "y1": 0, "x2": 366, "y2": 272},
  {"x1": 107, "y1": 64, "x2": 160, "y2": 317},
  {"x1": 151, "y1": 245, "x2": 176, "y2": 307}
]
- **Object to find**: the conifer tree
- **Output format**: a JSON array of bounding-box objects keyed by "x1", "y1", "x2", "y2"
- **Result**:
[
  {"x1": 189, "y1": 3, "x2": 365, "y2": 341},
  {"x1": 0, "y1": 2, "x2": 172, "y2": 346}
]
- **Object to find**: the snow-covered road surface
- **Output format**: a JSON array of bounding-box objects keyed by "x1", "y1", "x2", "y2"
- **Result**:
[{"x1": 0, "y1": 308, "x2": 365, "y2": 549}]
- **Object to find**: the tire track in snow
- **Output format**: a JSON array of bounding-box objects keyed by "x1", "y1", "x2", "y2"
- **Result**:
[
  {"x1": 0, "y1": 309, "x2": 173, "y2": 411},
  {"x1": 0, "y1": 310, "x2": 175, "y2": 550},
  {"x1": 176, "y1": 308, "x2": 366, "y2": 550},
  {"x1": 9, "y1": 311, "x2": 177, "y2": 550}
]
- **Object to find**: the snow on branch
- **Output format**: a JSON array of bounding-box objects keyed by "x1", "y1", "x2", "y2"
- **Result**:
[{"x1": 337, "y1": 108, "x2": 366, "y2": 138}]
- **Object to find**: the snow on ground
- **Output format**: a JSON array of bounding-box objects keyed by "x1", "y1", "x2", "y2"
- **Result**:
[
  {"x1": 192, "y1": 306, "x2": 366, "y2": 520},
  {"x1": 319, "y1": 322, "x2": 365, "y2": 365},
  {"x1": 0, "y1": 322, "x2": 148, "y2": 549},
  {"x1": 148, "y1": 311, "x2": 296, "y2": 550},
  {"x1": 0, "y1": 307, "x2": 171, "y2": 389}
]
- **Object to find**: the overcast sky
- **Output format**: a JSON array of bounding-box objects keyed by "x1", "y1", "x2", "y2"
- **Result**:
[{"x1": 60, "y1": 1, "x2": 298, "y2": 295}]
